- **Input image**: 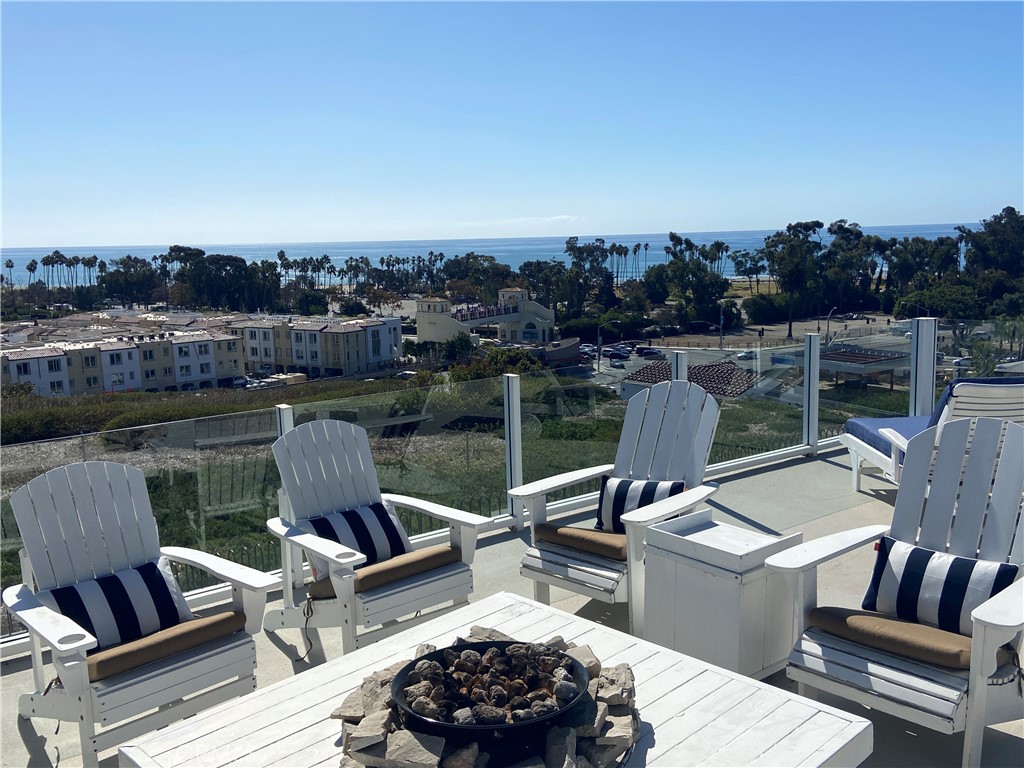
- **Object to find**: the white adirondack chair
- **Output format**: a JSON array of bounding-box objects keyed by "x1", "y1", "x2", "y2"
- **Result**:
[
  {"x1": 263, "y1": 419, "x2": 491, "y2": 655},
  {"x1": 1, "y1": 461, "x2": 276, "y2": 767},
  {"x1": 767, "y1": 417, "x2": 1024, "y2": 767},
  {"x1": 509, "y1": 380, "x2": 721, "y2": 635}
]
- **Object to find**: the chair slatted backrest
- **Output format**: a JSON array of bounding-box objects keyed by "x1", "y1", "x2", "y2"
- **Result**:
[
  {"x1": 11, "y1": 462, "x2": 161, "y2": 592},
  {"x1": 272, "y1": 419, "x2": 382, "y2": 522},
  {"x1": 891, "y1": 418, "x2": 1024, "y2": 566},
  {"x1": 611, "y1": 381, "x2": 720, "y2": 486},
  {"x1": 942, "y1": 380, "x2": 1024, "y2": 425}
]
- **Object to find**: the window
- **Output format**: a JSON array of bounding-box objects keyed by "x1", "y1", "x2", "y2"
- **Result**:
[
  {"x1": 145, "y1": 369, "x2": 156, "y2": 380},
  {"x1": 84, "y1": 354, "x2": 97, "y2": 368},
  {"x1": 163, "y1": 347, "x2": 169, "y2": 356},
  {"x1": 16, "y1": 362, "x2": 30, "y2": 376},
  {"x1": 227, "y1": 340, "x2": 237, "y2": 352},
  {"x1": 308, "y1": 333, "x2": 316, "y2": 343},
  {"x1": 111, "y1": 373, "x2": 124, "y2": 385},
  {"x1": 197, "y1": 343, "x2": 210, "y2": 355},
  {"x1": 511, "y1": 330, "x2": 518, "y2": 340},
  {"x1": 295, "y1": 350, "x2": 304, "y2": 360},
  {"x1": 200, "y1": 363, "x2": 211, "y2": 374},
  {"x1": 179, "y1": 365, "x2": 191, "y2": 377},
  {"x1": 228, "y1": 360, "x2": 238, "y2": 371},
  {"x1": 48, "y1": 359, "x2": 63, "y2": 372},
  {"x1": 248, "y1": 330, "x2": 257, "y2": 340},
  {"x1": 142, "y1": 349, "x2": 154, "y2": 361},
  {"x1": 250, "y1": 346, "x2": 259, "y2": 357},
  {"x1": 129, "y1": 371, "x2": 135, "y2": 380},
  {"x1": 262, "y1": 331, "x2": 270, "y2": 341},
  {"x1": 69, "y1": 379, "x2": 75, "y2": 390},
  {"x1": 178, "y1": 347, "x2": 190, "y2": 358},
  {"x1": 86, "y1": 376, "x2": 99, "y2": 388},
  {"x1": 127, "y1": 351, "x2": 133, "y2": 360},
  {"x1": 163, "y1": 367, "x2": 173, "y2": 376},
  {"x1": 264, "y1": 347, "x2": 271, "y2": 357},
  {"x1": 372, "y1": 330, "x2": 381, "y2": 357},
  {"x1": 50, "y1": 381, "x2": 64, "y2": 393},
  {"x1": 294, "y1": 333, "x2": 302, "y2": 343},
  {"x1": 310, "y1": 350, "x2": 318, "y2": 361},
  {"x1": 109, "y1": 352, "x2": 122, "y2": 365}
]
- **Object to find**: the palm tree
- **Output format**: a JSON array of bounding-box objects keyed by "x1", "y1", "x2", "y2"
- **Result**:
[
  {"x1": 643, "y1": 243, "x2": 649, "y2": 273},
  {"x1": 82, "y1": 255, "x2": 98, "y2": 286},
  {"x1": 26, "y1": 258, "x2": 38, "y2": 288}
]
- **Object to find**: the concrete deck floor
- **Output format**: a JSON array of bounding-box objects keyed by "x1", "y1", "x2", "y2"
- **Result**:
[{"x1": 2, "y1": 449, "x2": 1021, "y2": 767}]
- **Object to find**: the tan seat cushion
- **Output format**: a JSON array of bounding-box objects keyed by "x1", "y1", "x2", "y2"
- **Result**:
[
  {"x1": 87, "y1": 610, "x2": 246, "y2": 682},
  {"x1": 809, "y1": 607, "x2": 1012, "y2": 671},
  {"x1": 307, "y1": 544, "x2": 462, "y2": 599},
  {"x1": 535, "y1": 523, "x2": 628, "y2": 561}
]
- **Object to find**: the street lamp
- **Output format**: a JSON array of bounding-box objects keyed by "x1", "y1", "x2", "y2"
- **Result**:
[
  {"x1": 597, "y1": 320, "x2": 620, "y2": 373},
  {"x1": 825, "y1": 306, "x2": 837, "y2": 347}
]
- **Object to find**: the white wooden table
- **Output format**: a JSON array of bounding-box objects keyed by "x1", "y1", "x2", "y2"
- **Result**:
[{"x1": 120, "y1": 592, "x2": 871, "y2": 767}]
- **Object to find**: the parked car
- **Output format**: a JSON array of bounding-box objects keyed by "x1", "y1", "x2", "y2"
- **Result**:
[
  {"x1": 393, "y1": 370, "x2": 417, "y2": 380},
  {"x1": 736, "y1": 350, "x2": 756, "y2": 360},
  {"x1": 602, "y1": 349, "x2": 629, "y2": 360},
  {"x1": 636, "y1": 347, "x2": 662, "y2": 357},
  {"x1": 609, "y1": 360, "x2": 625, "y2": 369},
  {"x1": 953, "y1": 357, "x2": 973, "y2": 368},
  {"x1": 231, "y1": 377, "x2": 247, "y2": 388}
]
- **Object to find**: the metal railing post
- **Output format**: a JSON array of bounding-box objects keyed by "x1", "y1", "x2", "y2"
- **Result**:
[
  {"x1": 803, "y1": 333, "x2": 820, "y2": 452},
  {"x1": 503, "y1": 374, "x2": 524, "y2": 526},
  {"x1": 671, "y1": 351, "x2": 688, "y2": 381},
  {"x1": 909, "y1": 317, "x2": 938, "y2": 417},
  {"x1": 275, "y1": 403, "x2": 294, "y2": 436}
]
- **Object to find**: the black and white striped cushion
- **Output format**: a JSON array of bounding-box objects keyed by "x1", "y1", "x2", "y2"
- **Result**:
[
  {"x1": 862, "y1": 536, "x2": 1019, "y2": 637},
  {"x1": 36, "y1": 556, "x2": 193, "y2": 651},
  {"x1": 595, "y1": 476, "x2": 688, "y2": 534},
  {"x1": 298, "y1": 499, "x2": 412, "y2": 581}
]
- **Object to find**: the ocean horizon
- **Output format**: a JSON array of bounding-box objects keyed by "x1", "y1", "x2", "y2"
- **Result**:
[{"x1": 0, "y1": 222, "x2": 973, "y2": 283}]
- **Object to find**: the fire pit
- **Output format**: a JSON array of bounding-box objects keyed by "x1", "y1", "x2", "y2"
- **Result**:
[
  {"x1": 335, "y1": 628, "x2": 639, "y2": 768},
  {"x1": 390, "y1": 640, "x2": 590, "y2": 747}
]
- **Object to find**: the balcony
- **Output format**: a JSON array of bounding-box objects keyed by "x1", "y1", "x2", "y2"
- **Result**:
[{"x1": 2, "y1": 323, "x2": 1021, "y2": 766}]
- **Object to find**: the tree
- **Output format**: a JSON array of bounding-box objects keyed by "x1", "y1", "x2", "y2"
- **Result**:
[
  {"x1": 762, "y1": 221, "x2": 824, "y2": 337},
  {"x1": 958, "y1": 206, "x2": 1024, "y2": 279},
  {"x1": 98, "y1": 255, "x2": 158, "y2": 308},
  {"x1": 365, "y1": 286, "x2": 402, "y2": 316}
]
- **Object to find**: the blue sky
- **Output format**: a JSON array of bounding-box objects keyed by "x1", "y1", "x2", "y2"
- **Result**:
[{"x1": 2, "y1": 1, "x2": 1022, "y2": 247}]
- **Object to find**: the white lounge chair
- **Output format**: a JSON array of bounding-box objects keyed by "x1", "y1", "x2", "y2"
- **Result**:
[
  {"x1": 263, "y1": 419, "x2": 491, "y2": 655},
  {"x1": 1, "y1": 461, "x2": 276, "y2": 767},
  {"x1": 509, "y1": 380, "x2": 720, "y2": 635},
  {"x1": 767, "y1": 417, "x2": 1024, "y2": 767},
  {"x1": 839, "y1": 376, "x2": 1024, "y2": 491}
]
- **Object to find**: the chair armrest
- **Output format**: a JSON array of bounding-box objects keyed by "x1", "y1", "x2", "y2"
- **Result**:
[
  {"x1": 383, "y1": 494, "x2": 491, "y2": 529},
  {"x1": 161, "y1": 547, "x2": 278, "y2": 592},
  {"x1": 1, "y1": 583, "x2": 97, "y2": 655},
  {"x1": 507, "y1": 464, "x2": 614, "y2": 501},
  {"x1": 618, "y1": 483, "x2": 719, "y2": 527},
  {"x1": 878, "y1": 427, "x2": 909, "y2": 454},
  {"x1": 972, "y1": 577, "x2": 1024, "y2": 633},
  {"x1": 266, "y1": 517, "x2": 367, "y2": 568},
  {"x1": 764, "y1": 525, "x2": 890, "y2": 573}
]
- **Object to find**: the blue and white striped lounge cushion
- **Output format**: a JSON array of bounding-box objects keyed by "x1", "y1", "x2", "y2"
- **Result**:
[
  {"x1": 297, "y1": 499, "x2": 412, "y2": 581},
  {"x1": 35, "y1": 556, "x2": 194, "y2": 651},
  {"x1": 595, "y1": 476, "x2": 688, "y2": 534},
  {"x1": 862, "y1": 536, "x2": 1019, "y2": 637}
]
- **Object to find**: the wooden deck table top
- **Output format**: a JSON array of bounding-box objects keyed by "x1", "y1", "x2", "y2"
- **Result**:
[{"x1": 120, "y1": 592, "x2": 871, "y2": 768}]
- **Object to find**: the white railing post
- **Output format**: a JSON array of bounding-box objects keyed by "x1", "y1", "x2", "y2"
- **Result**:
[
  {"x1": 803, "y1": 333, "x2": 820, "y2": 452},
  {"x1": 503, "y1": 374, "x2": 524, "y2": 525},
  {"x1": 909, "y1": 317, "x2": 938, "y2": 417},
  {"x1": 275, "y1": 403, "x2": 294, "y2": 436},
  {"x1": 671, "y1": 351, "x2": 688, "y2": 381}
]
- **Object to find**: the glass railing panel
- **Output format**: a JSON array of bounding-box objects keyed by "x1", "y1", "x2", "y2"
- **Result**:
[
  {"x1": 517, "y1": 369, "x2": 628, "y2": 503},
  {"x1": 944, "y1": 317, "x2": 1021, "y2": 376},
  {"x1": 291, "y1": 377, "x2": 512, "y2": 522}
]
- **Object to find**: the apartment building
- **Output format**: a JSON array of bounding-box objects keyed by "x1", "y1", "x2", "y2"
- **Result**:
[
  {"x1": 289, "y1": 321, "x2": 326, "y2": 378},
  {"x1": 97, "y1": 338, "x2": 143, "y2": 393},
  {"x1": 135, "y1": 333, "x2": 177, "y2": 391},
  {"x1": 212, "y1": 332, "x2": 244, "y2": 385},
  {"x1": 169, "y1": 331, "x2": 218, "y2": 390},
  {"x1": 62, "y1": 342, "x2": 105, "y2": 396},
  {"x1": 1, "y1": 346, "x2": 69, "y2": 396}
]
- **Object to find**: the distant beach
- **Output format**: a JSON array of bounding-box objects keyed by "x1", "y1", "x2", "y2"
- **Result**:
[{"x1": 0, "y1": 222, "x2": 972, "y2": 284}]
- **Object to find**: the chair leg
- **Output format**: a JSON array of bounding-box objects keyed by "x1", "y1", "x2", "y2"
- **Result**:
[
  {"x1": 962, "y1": 688, "x2": 989, "y2": 767},
  {"x1": 79, "y1": 720, "x2": 99, "y2": 768},
  {"x1": 534, "y1": 581, "x2": 551, "y2": 605}
]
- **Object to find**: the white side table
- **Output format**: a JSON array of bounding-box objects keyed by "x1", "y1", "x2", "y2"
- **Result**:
[{"x1": 644, "y1": 508, "x2": 802, "y2": 679}]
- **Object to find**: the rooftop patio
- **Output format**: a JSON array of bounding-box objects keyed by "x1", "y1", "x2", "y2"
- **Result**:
[
  {"x1": 2, "y1": 447, "x2": 1022, "y2": 767},
  {"x1": 1, "y1": 327, "x2": 1021, "y2": 766}
]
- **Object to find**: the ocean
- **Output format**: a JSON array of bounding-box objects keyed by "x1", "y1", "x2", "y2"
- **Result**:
[{"x1": 0, "y1": 222, "x2": 971, "y2": 284}]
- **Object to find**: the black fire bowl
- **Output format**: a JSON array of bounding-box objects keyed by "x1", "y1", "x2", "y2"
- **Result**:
[{"x1": 390, "y1": 640, "x2": 590, "y2": 754}]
